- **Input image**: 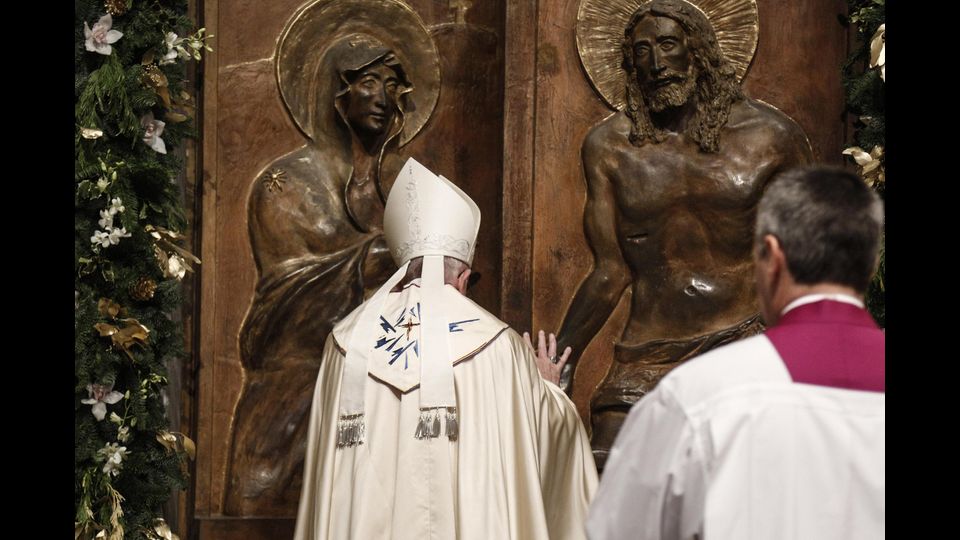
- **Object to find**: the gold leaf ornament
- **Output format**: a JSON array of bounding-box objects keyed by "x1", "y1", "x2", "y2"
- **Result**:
[
  {"x1": 183, "y1": 433, "x2": 197, "y2": 460},
  {"x1": 104, "y1": 0, "x2": 129, "y2": 17},
  {"x1": 165, "y1": 91, "x2": 195, "y2": 124},
  {"x1": 156, "y1": 430, "x2": 178, "y2": 452},
  {"x1": 147, "y1": 225, "x2": 201, "y2": 280},
  {"x1": 164, "y1": 110, "x2": 189, "y2": 123},
  {"x1": 94, "y1": 322, "x2": 118, "y2": 337},
  {"x1": 842, "y1": 145, "x2": 885, "y2": 188},
  {"x1": 98, "y1": 297, "x2": 122, "y2": 318},
  {"x1": 141, "y1": 64, "x2": 172, "y2": 108},
  {"x1": 151, "y1": 518, "x2": 180, "y2": 540},
  {"x1": 156, "y1": 430, "x2": 197, "y2": 460},
  {"x1": 114, "y1": 320, "x2": 149, "y2": 347},
  {"x1": 94, "y1": 318, "x2": 150, "y2": 360}
]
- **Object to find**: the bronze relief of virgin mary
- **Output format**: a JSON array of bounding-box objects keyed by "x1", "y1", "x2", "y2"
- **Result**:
[{"x1": 226, "y1": 0, "x2": 439, "y2": 516}]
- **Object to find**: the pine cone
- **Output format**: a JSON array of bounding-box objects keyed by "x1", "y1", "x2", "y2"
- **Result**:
[
  {"x1": 104, "y1": 0, "x2": 129, "y2": 17},
  {"x1": 130, "y1": 277, "x2": 158, "y2": 301}
]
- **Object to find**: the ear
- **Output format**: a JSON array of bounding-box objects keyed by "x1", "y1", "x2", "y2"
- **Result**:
[
  {"x1": 769, "y1": 235, "x2": 787, "y2": 268},
  {"x1": 756, "y1": 234, "x2": 787, "y2": 292},
  {"x1": 455, "y1": 268, "x2": 472, "y2": 295}
]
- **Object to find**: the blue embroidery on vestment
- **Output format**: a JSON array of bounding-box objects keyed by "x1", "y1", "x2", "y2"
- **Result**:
[
  {"x1": 374, "y1": 303, "x2": 424, "y2": 370},
  {"x1": 448, "y1": 318, "x2": 480, "y2": 332}
]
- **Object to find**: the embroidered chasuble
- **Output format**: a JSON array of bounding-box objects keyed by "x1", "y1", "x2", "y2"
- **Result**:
[{"x1": 294, "y1": 281, "x2": 598, "y2": 540}]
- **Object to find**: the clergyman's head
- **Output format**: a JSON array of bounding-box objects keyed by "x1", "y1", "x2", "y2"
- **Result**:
[
  {"x1": 753, "y1": 166, "x2": 883, "y2": 323},
  {"x1": 399, "y1": 256, "x2": 472, "y2": 295},
  {"x1": 621, "y1": 0, "x2": 743, "y2": 152}
]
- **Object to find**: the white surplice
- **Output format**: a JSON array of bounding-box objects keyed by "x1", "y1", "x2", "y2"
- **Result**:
[
  {"x1": 294, "y1": 283, "x2": 597, "y2": 540},
  {"x1": 586, "y1": 335, "x2": 884, "y2": 540}
]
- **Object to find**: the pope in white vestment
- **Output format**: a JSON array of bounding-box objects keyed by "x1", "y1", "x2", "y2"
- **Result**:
[{"x1": 294, "y1": 158, "x2": 598, "y2": 540}]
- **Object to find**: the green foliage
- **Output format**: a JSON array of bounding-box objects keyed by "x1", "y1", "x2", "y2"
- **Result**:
[
  {"x1": 841, "y1": 0, "x2": 885, "y2": 327},
  {"x1": 75, "y1": 0, "x2": 203, "y2": 538},
  {"x1": 864, "y1": 232, "x2": 884, "y2": 327}
]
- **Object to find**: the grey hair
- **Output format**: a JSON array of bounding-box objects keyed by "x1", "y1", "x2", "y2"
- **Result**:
[
  {"x1": 402, "y1": 256, "x2": 469, "y2": 286},
  {"x1": 755, "y1": 166, "x2": 883, "y2": 293}
]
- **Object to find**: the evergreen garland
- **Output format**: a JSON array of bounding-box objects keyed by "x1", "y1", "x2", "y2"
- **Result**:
[
  {"x1": 842, "y1": 0, "x2": 885, "y2": 327},
  {"x1": 75, "y1": 1, "x2": 209, "y2": 538}
]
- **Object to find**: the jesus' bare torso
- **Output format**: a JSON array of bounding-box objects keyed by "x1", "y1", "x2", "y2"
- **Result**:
[{"x1": 558, "y1": 97, "x2": 812, "y2": 381}]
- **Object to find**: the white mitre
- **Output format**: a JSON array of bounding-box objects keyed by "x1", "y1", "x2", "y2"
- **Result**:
[
  {"x1": 384, "y1": 158, "x2": 481, "y2": 266},
  {"x1": 331, "y1": 158, "x2": 506, "y2": 447}
]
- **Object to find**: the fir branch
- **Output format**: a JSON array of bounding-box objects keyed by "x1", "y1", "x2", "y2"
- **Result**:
[
  {"x1": 841, "y1": 0, "x2": 885, "y2": 326},
  {"x1": 75, "y1": 0, "x2": 206, "y2": 537}
]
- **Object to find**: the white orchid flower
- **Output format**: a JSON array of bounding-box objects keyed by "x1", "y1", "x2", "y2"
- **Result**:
[
  {"x1": 97, "y1": 442, "x2": 129, "y2": 477},
  {"x1": 162, "y1": 32, "x2": 179, "y2": 64},
  {"x1": 141, "y1": 112, "x2": 167, "y2": 154},
  {"x1": 81, "y1": 383, "x2": 125, "y2": 422},
  {"x1": 161, "y1": 32, "x2": 182, "y2": 65},
  {"x1": 109, "y1": 197, "x2": 125, "y2": 215},
  {"x1": 107, "y1": 227, "x2": 132, "y2": 245},
  {"x1": 166, "y1": 253, "x2": 187, "y2": 280},
  {"x1": 98, "y1": 209, "x2": 114, "y2": 229},
  {"x1": 91, "y1": 230, "x2": 112, "y2": 248},
  {"x1": 84, "y1": 14, "x2": 123, "y2": 56}
]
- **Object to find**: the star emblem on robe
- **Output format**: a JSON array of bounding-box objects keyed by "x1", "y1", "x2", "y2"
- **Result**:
[{"x1": 374, "y1": 302, "x2": 421, "y2": 370}]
